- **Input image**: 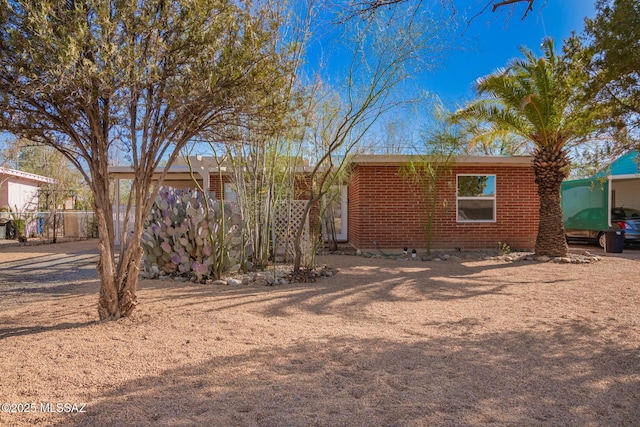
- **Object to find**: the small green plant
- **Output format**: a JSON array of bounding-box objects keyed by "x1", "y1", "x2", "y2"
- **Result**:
[
  {"x1": 86, "y1": 215, "x2": 99, "y2": 238},
  {"x1": 10, "y1": 205, "x2": 32, "y2": 242},
  {"x1": 497, "y1": 241, "x2": 511, "y2": 256}
]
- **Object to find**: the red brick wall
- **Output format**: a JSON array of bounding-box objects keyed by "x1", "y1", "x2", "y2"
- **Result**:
[
  {"x1": 209, "y1": 174, "x2": 233, "y2": 200},
  {"x1": 348, "y1": 163, "x2": 539, "y2": 251},
  {"x1": 294, "y1": 174, "x2": 320, "y2": 236},
  {"x1": 347, "y1": 167, "x2": 362, "y2": 248}
]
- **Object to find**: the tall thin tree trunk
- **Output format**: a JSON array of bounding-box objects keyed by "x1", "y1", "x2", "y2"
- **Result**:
[
  {"x1": 96, "y1": 207, "x2": 120, "y2": 320},
  {"x1": 96, "y1": 238, "x2": 142, "y2": 320},
  {"x1": 94, "y1": 181, "x2": 142, "y2": 321},
  {"x1": 325, "y1": 204, "x2": 338, "y2": 252},
  {"x1": 293, "y1": 199, "x2": 314, "y2": 272},
  {"x1": 532, "y1": 146, "x2": 570, "y2": 257}
]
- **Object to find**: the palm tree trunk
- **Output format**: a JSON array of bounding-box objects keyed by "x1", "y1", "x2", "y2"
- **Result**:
[{"x1": 532, "y1": 146, "x2": 570, "y2": 257}]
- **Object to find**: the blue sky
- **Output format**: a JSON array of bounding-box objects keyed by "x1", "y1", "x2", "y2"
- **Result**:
[
  {"x1": 309, "y1": 0, "x2": 598, "y2": 105},
  {"x1": 423, "y1": 0, "x2": 597, "y2": 104},
  {"x1": 301, "y1": 0, "x2": 599, "y2": 149},
  {"x1": 1, "y1": 1, "x2": 600, "y2": 160}
]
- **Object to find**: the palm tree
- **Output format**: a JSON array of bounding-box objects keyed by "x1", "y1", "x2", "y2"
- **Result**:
[{"x1": 454, "y1": 38, "x2": 593, "y2": 257}]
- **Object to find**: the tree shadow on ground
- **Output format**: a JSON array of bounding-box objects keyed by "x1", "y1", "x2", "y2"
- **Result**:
[
  {"x1": 136, "y1": 256, "x2": 583, "y2": 319},
  {"x1": 45, "y1": 321, "x2": 640, "y2": 427},
  {"x1": 0, "y1": 279, "x2": 100, "y2": 316},
  {"x1": 0, "y1": 252, "x2": 99, "y2": 285},
  {"x1": 0, "y1": 253, "x2": 620, "y2": 342},
  {"x1": 0, "y1": 321, "x2": 97, "y2": 340},
  {"x1": 1, "y1": 253, "x2": 637, "y2": 426},
  {"x1": 0, "y1": 278, "x2": 99, "y2": 339}
]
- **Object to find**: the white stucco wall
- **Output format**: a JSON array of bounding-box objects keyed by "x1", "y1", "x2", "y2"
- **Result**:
[
  {"x1": 1, "y1": 168, "x2": 56, "y2": 213},
  {"x1": 7, "y1": 180, "x2": 40, "y2": 212}
]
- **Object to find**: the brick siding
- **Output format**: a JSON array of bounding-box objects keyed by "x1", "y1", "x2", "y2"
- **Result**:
[
  {"x1": 209, "y1": 174, "x2": 233, "y2": 200},
  {"x1": 348, "y1": 163, "x2": 539, "y2": 251}
]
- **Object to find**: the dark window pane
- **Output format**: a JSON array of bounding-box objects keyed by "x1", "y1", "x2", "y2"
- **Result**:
[{"x1": 458, "y1": 199, "x2": 495, "y2": 221}]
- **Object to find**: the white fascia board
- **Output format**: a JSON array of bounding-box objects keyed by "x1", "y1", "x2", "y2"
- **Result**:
[
  {"x1": 0, "y1": 167, "x2": 58, "y2": 184},
  {"x1": 609, "y1": 174, "x2": 640, "y2": 181}
]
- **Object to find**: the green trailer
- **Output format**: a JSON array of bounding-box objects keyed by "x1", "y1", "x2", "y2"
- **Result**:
[{"x1": 561, "y1": 151, "x2": 640, "y2": 247}]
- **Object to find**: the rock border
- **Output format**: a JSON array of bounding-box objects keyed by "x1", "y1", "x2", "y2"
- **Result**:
[
  {"x1": 145, "y1": 249, "x2": 602, "y2": 287},
  {"x1": 147, "y1": 264, "x2": 339, "y2": 287},
  {"x1": 353, "y1": 249, "x2": 602, "y2": 264}
]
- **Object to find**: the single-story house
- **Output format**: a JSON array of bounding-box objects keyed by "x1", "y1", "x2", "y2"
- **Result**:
[
  {"x1": 109, "y1": 156, "x2": 318, "y2": 246},
  {"x1": 110, "y1": 154, "x2": 540, "y2": 251},
  {"x1": 0, "y1": 167, "x2": 57, "y2": 212},
  {"x1": 0, "y1": 167, "x2": 58, "y2": 239},
  {"x1": 347, "y1": 155, "x2": 539, "y2": 251}
]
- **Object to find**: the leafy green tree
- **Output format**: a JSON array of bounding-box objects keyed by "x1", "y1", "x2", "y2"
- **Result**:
[
  {"x1": 0, "y1": 0, "x2": 294, "y2": 320},
  {"x1": 453, "y1": 38, "x2": 595, "y2": 257},
  {"x1": 582, "y1": 0, "x2": 640, "y2": 144},
  {"x1": 555, "y1": 0, "x2": 639, "y2": 180},
  {"x1": 189, "y1": 2, "x2": 312, "y2": 272}
]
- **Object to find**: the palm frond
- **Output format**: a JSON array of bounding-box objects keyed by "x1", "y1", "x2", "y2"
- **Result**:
[{"x1": 459, "y1": 36, "x2": 590, "y2": 151}]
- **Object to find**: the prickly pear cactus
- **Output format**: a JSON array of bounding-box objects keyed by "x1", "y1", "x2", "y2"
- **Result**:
[{"x1": 141, "y1": 187, "x2": 252, "y2": 281}]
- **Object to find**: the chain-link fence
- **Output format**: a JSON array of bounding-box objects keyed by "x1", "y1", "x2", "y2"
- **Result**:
[{"x1": 0, "y1": 211, "x2": 97, "y2": 241}]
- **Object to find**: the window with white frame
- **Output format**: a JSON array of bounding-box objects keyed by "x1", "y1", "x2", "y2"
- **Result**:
[
  {"x1": 457, "y1": 175, "x2": 496, "y2": 222},
  {"x1": 224, "y1": 182, "x2": 238, "y2": 202}
]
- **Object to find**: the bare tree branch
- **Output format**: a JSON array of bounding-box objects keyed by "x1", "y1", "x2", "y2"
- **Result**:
[
  {"x1": 340, "y1": 0, "x2": 541, "y2": 23},
  {"x1": 491, "y1": 0, "x2": 535, "y2": 19}
]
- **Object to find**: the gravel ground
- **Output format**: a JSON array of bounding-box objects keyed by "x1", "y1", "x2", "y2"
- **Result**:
[{"x1": 0, "y1": 240, "x2": 638, "y2": 426}]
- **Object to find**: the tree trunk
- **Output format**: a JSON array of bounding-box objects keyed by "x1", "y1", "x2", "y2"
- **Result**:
[
  {"x1": 293, "y1": 199, "x2": 314, "y2": 273},
  {"x1": 325, "y1": 204, "x2": 338, "y2": 252},
  {"x1": 118, "y1": 244, "x2": 143, "y2": 317},
  {"x1": 532, "y1": 146, "x2": 570, "y2": 257},
  {"x1": 96, "y1": 207, "x2": 120, "y2": 320},
  {"x1": 96, "y1": 239, "x2": 142, "y2": 321},
  {"x1": 94, "y1": 192, "x2": 143, "y2": 321}
]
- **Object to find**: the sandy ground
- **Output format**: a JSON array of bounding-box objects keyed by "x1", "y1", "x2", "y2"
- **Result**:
[{"x1": 0, "y1": 239, "x2": 639, "y2": 426}]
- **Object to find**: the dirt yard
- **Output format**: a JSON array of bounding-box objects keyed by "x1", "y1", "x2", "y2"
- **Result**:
[{"x1": 0, "y1": 240, "x2": 638, "y2": 426}]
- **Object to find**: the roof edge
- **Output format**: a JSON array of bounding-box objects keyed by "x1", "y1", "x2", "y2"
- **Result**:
[
  {"x1": 0, "y1": 167, "x2": 58, "y2": 184},
  {"x1": 108, "y1": 164, "x2": 314, "y2": 178},
  {"x1": 350, "y1": 154, "x2": 533, "y2": 166}
]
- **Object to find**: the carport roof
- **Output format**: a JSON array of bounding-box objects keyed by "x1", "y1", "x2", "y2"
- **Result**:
[
  {"x1": 594, "y1": 150, "x2": 639, "y2": 178},
  {"x1": 108, "y1": 155, "x2": 314, "y2": 179}
]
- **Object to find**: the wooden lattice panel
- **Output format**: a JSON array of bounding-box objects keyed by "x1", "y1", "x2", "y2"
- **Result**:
[{"x1": 273, "y1": 200, "x2": 311, "y2": 263}]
